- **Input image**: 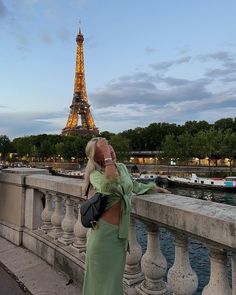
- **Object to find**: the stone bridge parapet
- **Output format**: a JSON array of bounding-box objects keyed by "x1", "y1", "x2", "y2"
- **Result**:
[{"x1": 0, "y1": 168, "x2": 235, "y2": 294}]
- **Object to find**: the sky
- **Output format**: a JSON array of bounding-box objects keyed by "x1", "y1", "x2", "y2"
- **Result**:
[{"x1": 0, "y1": 0, "x2": 236, "y2": 139}]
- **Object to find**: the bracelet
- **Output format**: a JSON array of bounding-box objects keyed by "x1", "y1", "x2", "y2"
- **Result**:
[{"x1": 104, "y1": 157, "x2": 112, "y2": 162}]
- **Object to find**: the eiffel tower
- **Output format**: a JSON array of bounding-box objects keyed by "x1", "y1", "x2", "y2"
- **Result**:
[{"x1": 62, "y1": 29, "x2": 99, "y2": 136}]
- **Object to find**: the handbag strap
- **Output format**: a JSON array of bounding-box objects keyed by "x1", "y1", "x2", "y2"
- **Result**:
[{"x1": 85, "y1": 182, "x2": 91, "y2": 199}]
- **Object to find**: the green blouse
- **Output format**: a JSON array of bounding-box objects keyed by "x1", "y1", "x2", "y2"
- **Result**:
[{"x1": 90, "y1": 163, "x2": 156, "y2": 248}]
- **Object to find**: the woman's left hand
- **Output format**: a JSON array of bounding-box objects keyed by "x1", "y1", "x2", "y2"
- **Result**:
[{"x1": 156, "y1": 186, "x2": 171, "y2": 193}]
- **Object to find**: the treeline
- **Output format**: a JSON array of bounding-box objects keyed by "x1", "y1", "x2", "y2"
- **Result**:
[
  {"x1": 0, "y1": 133, "x2": 130, "y2": 162},
  {"x1": 0, "y1": 117, "x2": 236, "y2": 162},
  {"x1": 162, "y1": 129, "x2": 236, "y2": 166}
]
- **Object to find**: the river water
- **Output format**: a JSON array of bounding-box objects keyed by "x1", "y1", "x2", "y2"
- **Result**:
[{"x1": 136, "y1": 186, "x2": 236, "y2": 294}]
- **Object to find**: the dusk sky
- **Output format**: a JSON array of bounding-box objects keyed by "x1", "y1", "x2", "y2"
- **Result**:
[{"x1": 0, "y1": 0, "x2": 236, "y2": 138}]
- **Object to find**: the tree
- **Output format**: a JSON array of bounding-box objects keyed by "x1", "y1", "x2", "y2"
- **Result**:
[
  {"x1": 193, "y1": 129, "x2": 224, "y2": 171},
  {"x1": 12, "y1": 137, "x2": 33, "y2": 158},
  {"x1": 214, "y1": 118, "x2": 236, "y2": 132},
  {"x1": 38, "y1": 140, "x2": 55, "y2": 160},
  {"x1": 181, "y1": 120, "x2": 210, "y2": 135},
  {"x1": 73, "y1": 136, "x2": 89, "y2": 161},
  {"x1": 55, "y1": 142, "x2": 65, "y2": 157},
  {"x1": 161, "y1": 135, "x2": 179, "y2": 163},
  {"x1": 30, "y1": 145, "x2": 39, "y2": 161},
  {"x1": 121, "y1": 127, "x2": 144, "y2": 151},
  {"x1": 220, "y1": 130, "x2": 236, "y2": 174},
  {"x1": 177, "y1": 133, "x2": 194, "y2": 163},
  {"x1": 109, "y1": 134, "x2": 130, "y2": 161},
  {"x1": 100, "y1": 131, "x2": 115, "y2": 140},
  {"x1": 0, "y1": 135, "x2": 11, "y2": 160}
]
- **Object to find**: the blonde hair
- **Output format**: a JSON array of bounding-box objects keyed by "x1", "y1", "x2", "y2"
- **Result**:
[{"x1": 84, "y1": 137, "x2": 103, "y2": 193}]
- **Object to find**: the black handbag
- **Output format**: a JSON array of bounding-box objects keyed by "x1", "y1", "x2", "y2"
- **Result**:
[{"x1": 80, "y1": 183, "x2": 108, "y2": 228}]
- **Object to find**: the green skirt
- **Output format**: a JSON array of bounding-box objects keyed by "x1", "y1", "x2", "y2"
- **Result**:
[{"x1": 82, "y1": 218, "x2": 127, "y2": 295}]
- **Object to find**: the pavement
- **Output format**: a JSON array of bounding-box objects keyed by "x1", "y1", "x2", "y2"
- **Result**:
[
  {"x1": 0, "y1": 263, "x2": 26, "y2": 295},
  {"x1": 0, "y1": 237, "x2": 81, "y2": 295}
]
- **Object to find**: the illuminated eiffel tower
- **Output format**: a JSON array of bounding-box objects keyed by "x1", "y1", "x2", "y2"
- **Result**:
[{"x1": 62, "y1": 29, "x2": 99, "y2": 136}]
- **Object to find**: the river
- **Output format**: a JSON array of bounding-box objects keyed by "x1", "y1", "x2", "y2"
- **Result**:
[{"x1": 136, "y1": 186, "x2": 236, "y2": 294}]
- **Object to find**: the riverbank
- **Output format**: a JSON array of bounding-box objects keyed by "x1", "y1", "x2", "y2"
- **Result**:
[
  {"x1": 28, "y1": 161, "x2": 235, "y2": 177},
  {"x1": 126, "y1": 163, "x2": 236, "y2": 176}
]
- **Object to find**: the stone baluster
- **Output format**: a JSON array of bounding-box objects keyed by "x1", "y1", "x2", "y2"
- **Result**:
[
  {"x1": 167, "y1": 233, "x2": 198, "y2": 295},
  {"x1": 72, "y1": 201, "x2": 88, "y2": 255},
  {"x1": 40, "y1": 191, "x2": 53, "y2": 233},
  {"x1": 136, "y1": 223, "x2": 168, "y2": 295},
  {"x1": 202, "y1": 247, "x2": 231, "y2": 295},
  {"x1": 58, "y1": 196, "x2": 76, "y2": 245},
  {"x1": 48, "y1": 194, "x2": 64, "y2": 239},
  {"x1": 124, "y1": 217, "x2": 143, "y2": 288},
  {"x1": 232, "y1": 252, "x2": 236, "y2": 295}
]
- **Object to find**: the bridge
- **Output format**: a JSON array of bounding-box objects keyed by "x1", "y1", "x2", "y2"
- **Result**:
[{"x1": 0, "y1": 168, "x2": 235, "y2": 294}]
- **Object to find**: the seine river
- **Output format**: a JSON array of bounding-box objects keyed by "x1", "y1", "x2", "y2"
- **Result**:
[{"x1": 136, "y1": 186, "x2": 236, "y2": 294}]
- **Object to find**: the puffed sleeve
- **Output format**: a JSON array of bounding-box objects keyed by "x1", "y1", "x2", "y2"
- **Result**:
[
  {"x1": 132, "y1": 178, "x2": 156, "y2": 195},
  {"x1": 90, "y1": 170, "x2": 123, "y2": 196},
  {"x1": 119, "y1": 163, "x2": 157, "y2": 195}
]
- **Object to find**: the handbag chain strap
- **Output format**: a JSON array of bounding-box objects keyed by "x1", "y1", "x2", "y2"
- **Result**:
[{"x1": 85, "y1": 182, "x2": 91, "y2": 199}]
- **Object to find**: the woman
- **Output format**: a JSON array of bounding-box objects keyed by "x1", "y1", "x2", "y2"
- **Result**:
[{"x1": 82, "y1": 137, "x2": 169, "y2": 295}]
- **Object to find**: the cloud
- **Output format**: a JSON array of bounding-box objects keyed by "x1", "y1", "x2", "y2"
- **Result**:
[
  {"x1": 198, "y1": 51, "x2": 235, "y2": 63},
  {"x1": 89, "y1": 72, "x2": 211, "y2": 109},
  {"x1": 0, "y1": 0, "x2": 7, "y2": 18},
  {"x1": 206, "y1": 65, "x2": 236, "y2": 79},
  {"x1": 39, "y1": 28, "x2": 53, "y2": 44},
  {"x1": 56, "y1": 28, "x2": 70, "y2": 42},
  {"x1": 93, "y1": 91, "x2": 236, "y2": 132},
  {"x1": 150, "y1": 56, "x2": 191, "y2": 71},
  {"x1": 22, "y1": 0, "x2": 39, "y2": 6},
  {"x1": 0, "y1": 111, "x2": 67, "y2": 138},
  {"x1": 10, "y1": 30, "x2": 30, "y2": 52},
  {"x1": 192, "y1": 50, "x2": 236, "y2": 83},
  {"x1": 145, "y1": 47, "x2": 157, "y2": 55},
  {"x1": 87, "y1": 51, "x2": 236, "y2": 131},
  {"x1": 69, "y1": 0, "x2": 88, "y2": 7},
  {"x1": 1, "y1": 49, "x2": 235, "y2": 136},
  {"x1": 205, "y1": 59, "x2": 236, "y2": 82},
  {"x1": 93, "y1": 93, "x2": 236, "y2": 132}
]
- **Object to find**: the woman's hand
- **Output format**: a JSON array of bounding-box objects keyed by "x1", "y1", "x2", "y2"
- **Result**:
[
  {"x1": 156, "y1": 186, "x2": 171, "y2": 193},
  {"x1": 96, "y1": 138, "x2": 118, "y2": 180},
  {"x1": 96, "y1": 138, "x2": 111, "y2": 158}
]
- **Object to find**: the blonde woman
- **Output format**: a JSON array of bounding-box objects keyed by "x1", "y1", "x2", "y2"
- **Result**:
[{"x1": 82, "y1": 137, "x2": 169, "y2": 295}]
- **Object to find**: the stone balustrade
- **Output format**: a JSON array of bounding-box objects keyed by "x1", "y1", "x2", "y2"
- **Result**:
[{"x1": 0, "y1": 168, "x2": 236, "y2": 294}]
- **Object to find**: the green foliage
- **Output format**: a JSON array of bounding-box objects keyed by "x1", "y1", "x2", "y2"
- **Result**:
[
  {"x1": 0, "y1": 135, "x2": 11, "y2": 160},
  {"x1": 11, "y1": 134, "x2": 92, "y2": 162},
  {"x1": 220, "y1": 130, "x2": 236, "y2": 160},
  {"x1": 100, "y1": 131, "x2": 115, "y2": 140},
  {"x1": 3, "y1": 116, "x2": 236, "y2": 162},
  {"x1": 214, "y1": 118, "x2": 236, "y2": 132},
  {"x1": 181, "y1": 120, "x2": 210, "y2": 135},
  {"x1": 161, "y1": 134, "x2": 179, "y2": 161},
  {"x1": 109, "y1": 134, "x2": 130, "y2": 161}
]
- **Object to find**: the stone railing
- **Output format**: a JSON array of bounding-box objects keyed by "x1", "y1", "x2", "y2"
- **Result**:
[{"x1": 0, "y1": 168, "x2": 236, "y2": 294}]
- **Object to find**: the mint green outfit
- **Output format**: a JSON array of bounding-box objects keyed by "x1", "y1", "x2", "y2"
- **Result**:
[{"x1": 82, "y1": 163, "x2": 156, "y2": 295}]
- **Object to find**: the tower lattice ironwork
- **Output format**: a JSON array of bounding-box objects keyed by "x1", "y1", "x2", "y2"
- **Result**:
[{"x1": 62, "y1": 29, "x2": 99, "y2": 136}]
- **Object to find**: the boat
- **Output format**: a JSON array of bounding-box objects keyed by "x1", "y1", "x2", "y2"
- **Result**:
[
  {"x1": 54, "y1": 170, "x2": 85, "y2": 179},
  {"x1": 132, "y1": 173, "x2": 168, "y2": 187},
  {"x1": 139, "y1": 173, "x2": 158, "y2": 181},
  {"x1": 167, "y1": 173, "x2": 236, "y2": 191}
]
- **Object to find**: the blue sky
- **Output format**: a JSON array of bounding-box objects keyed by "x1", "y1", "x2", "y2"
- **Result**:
[{"x1": 0, "y1": 0, "x2": 236, "y2": 138}]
